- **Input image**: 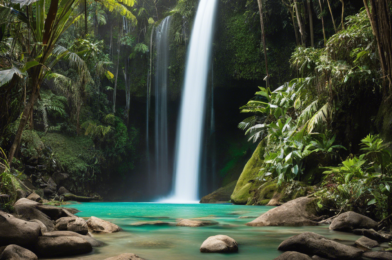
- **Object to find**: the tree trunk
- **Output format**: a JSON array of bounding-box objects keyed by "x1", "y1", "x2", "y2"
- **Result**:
[
  {"x1": 288, "y1": 0, "x2": 300, "y2": 46},
  {"x1": 294, "y1": 0, "x2": 307, "y2": 46},
  {"x1": 340, "y1": 0, "x2": 345, "y2": 30},
  {"x1": 8, "y1": 85, "x2": 38, "y2": 165},
  {"x1": 123, "y1": 65, "x2": 130, "y2": 125},
  {"x1": 318, "y1": 0, "x2": 327, "y2": 46},
  {"x1": 363, "y1": 0, "x2": 392, "y2": 92},
  {"x1": 257, "y1": 0, "x2": 270, "y2": 88},
  {"x1": 113, "y1": 27, "x2": 121, "y2": 114},
  {"x1": 326, "y1": 0, "x2": 337, "y2": 32},
  {"x1": 84, "y1": 0, "x2": 87, "y2": 36},
  {"x1": 307, "y1": 0, "x2": 314, "y2": 47}
]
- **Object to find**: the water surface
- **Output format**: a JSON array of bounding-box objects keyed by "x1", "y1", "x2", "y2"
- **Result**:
[{"x1": 60, "y1": 203, "x2": 360, "y2": 260}]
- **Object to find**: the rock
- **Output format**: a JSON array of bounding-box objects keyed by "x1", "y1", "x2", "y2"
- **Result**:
[
  {"x1": 42, "y1": 231, "x2": 105, "y2": 248},
  {"x1": 14, "y1": 198, "x2": 75, "y2": 221},
  {"x1": 104, "y1": 253, "x2": 145, "y2": 260},
  {"x1": 26, "y1": 192, "x2": 42, "y2": 203},
  {"x1": 355, "y1": 236, "x2": 379, "y2": 250},
  {"x1": 0, "y1": 211, "x2": 41, "y2": 247},
  {"x1": 329, "y1": 211, "x2": 378, "y2": 231},
  {"x1": 43, "y1": 178, "x2": 57, "y2": 195},
  {"x1": 274, "y1": 251, "x2": 312, "y2": 260},
  {"x1": 353, "y1": 229, "x2": 392, "y2": 242},
  {"x1": 16, "y1": 190, "x2": 27, "y2": 200},
  {"x1": 0, "y1": 245, "x2": 38, "y2": 260},
  {"x1": 363, "y1": 251, "x2": 392, "y2": 260},
  {"x1": 200, "y1": 235, "x2": 238, "y2": 253},
  {"x1": 29, "y1": 219, "x2": 48, "y2": 234},
  {"x1": 13, "y1": 199, "x2": 54, "y2": 231},
  {"x1": 52, "y1": 173, "x2": 69, "y2": 186},
  {"x1": 176, "y1": 219, "x2": 218, "y2": 227},
  {"x1": 63, "y1": 193, "x2": 99, "y2": 202},
  {"x1": 247, "y1": 197, "x2": 319, "y2": 227},
  {"x1": 58, "y1": 186, "x2": 70, "y2": 196},
  {"x1": 131, "y1": 221, "x2": 170, "y2": 226},
  {"x1": 55, "y1": 217, "x2": 88, "y2": 235},
  {"x1": 34, "y1": 235, "x2": 92, "y2": 257},
  {"x1": 278, "y1": 232, "x2": 362, "y2": 260},
  {"x1": 87, "y1": 216, "x2": 120, "y2": 233},
  {"x1": 200, "y1": 181, "x2": 237, "y2": 203}
]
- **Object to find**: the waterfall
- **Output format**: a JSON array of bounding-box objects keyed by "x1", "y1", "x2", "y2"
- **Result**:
[
  {"x1": 161, "y1": 0, "x2": 218, "y2": 202},
  {"x1": 154, "y1": 16, "x2": 172, "y2": 195}
]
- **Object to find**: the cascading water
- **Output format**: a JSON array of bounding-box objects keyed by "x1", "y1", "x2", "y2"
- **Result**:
[
  {"x1": 154, "y1": 16, "x2": 172, "y2": 195},
  {"x1": 161, "y1": 0, "x2": 218, "y2": 202}
]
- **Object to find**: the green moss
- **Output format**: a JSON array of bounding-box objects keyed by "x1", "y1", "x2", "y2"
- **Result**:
[
  {"x1": 230, "y1": 142, "x2": 264, "y2": 204},
  {"x1": 257, "y1": 199, "x2": 271, "y2": 206},
  {"x1": 200, "y1": 181, "x2": 237, "y2": 203},
  {"x1": 41, "y1": 133, "x2": 100, "y2": 176}
]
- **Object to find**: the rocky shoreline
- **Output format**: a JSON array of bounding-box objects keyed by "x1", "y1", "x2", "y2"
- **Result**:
[{"x1": 1, "y1": 195, "x2": 392, "y2": 259}]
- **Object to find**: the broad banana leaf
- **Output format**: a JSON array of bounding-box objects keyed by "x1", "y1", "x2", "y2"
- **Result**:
[
  {"x1": 10, "y1": 0, "x2": 39, "y2": 6},
  {"x1": 0, "y1": 67, "x2": 24, "y2": 87}
]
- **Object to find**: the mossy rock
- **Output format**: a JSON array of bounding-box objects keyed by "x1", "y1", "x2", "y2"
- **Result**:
[
  {"x1": 200, "y1": 181, "x2": 237, "y2": 203},
  {"x1": 230, "y1": 142, "x2": 265, "y2": 204}
]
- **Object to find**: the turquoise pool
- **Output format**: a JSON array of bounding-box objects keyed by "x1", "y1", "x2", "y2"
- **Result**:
[{"x1": 58, "y1": 203, "x2": 360, "y2": 260}]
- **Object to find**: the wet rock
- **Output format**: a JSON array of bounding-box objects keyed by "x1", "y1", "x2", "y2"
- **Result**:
[
  {"x1": 278, "y1": 232, "x2": 362, "y2": 260},
  {"x1": 247, "y1": 197, "x2": 319, "y2": 227},
  {"x1": 26, "y1": 192, "x2": 42, "y2": 203},
  {"x1": 52, "y1": 173, "x2": 69, "y2": 186},
  {"x1": 42, "y1": 231, "x2": 105, "y2": 248},
  {"x1": 329, "y1": 211, "x2": 378, "y2": 231},
  {"x1": 0, "y1": 244, "x2": 38, "y2": 260},
  {"x1": 87, "y1": 216, "x2": 121, "y2": 233},
  {"x1": 200, "y1": 181, "x2": 237, "y2": 203},
  {"x1": 34, "y1": 235, "x2": 92, "y2": 257},
  {"x1": 58, "y1": 186, "x2": 70, "y2": 195},
  {"x1": 353, "y1": 229, "x2": 392, "y2": 242},
  {"x1": 131, "y1": 221, "x2": 170, "y2": 226},
  {"x1": 273, "y1": 251, "x2": 312, "y2": 260},
  {"x1": 29, "y1": 219, "x2": 48, "y2": 234},
  {"x1": 13, "y1": 199, "x2": 54, "y2": 231},
  {"x1": 104, "y1": 253, "x2": 145, "y2": 260},
  {"x1": 355, "y1": 236, "x2": 379, "y2": 250},
  {"x1": 363, "y1": 251, "x2": 392, "y2": 260},
  {"x1": 200, "y1": 235, "x2": 238, "y2": 253},
  {"x1": 43, "y1": 178, "x2": 57, "y2": 196},
  {"x1": 55, "y1": 217, "x2": 88, "y2": 235},
  {"x1": 176, "y1": 219, "x2": 218, "y2": 227},
  {"x1": 0, "y1": 211, "x2": 41, "y2": 247}
]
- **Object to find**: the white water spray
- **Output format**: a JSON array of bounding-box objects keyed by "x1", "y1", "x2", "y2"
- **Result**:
[{"x1": 160, "y1": 0, "x2": 218, "y2": 202}]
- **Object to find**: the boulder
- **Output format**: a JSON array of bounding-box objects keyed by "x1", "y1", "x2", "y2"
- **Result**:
[
  {"x1": 34, "y1": 235, "x2": 92, "y2": 257},
  {"x1": 278, "y1": 232, "x2": 362, "y2": 260},
  {"x1": 29, "y1": 219, "x2": 48, "y2": 234},
  {"x1": 43, "y1": 178, "x2": 57, "y2": 195},
  {"x1": 58, "y1": 186, "x2": 70, "y2": 196},
  {"x1": 329, "y1": 211, "x2": 378, "y2": 231},
  {"x1": 353, "y1": 229, "x2": 392, "y2": 242},
  {"x1": 0, "y1": 211, "x2": 41, "y2": 247},
  {"x1": 0, "y1": 245, "x2": 38, "y2": 260},
  {"x1": 104, "y1": 253, "x2": 145, "y2": 260},
  {"x1": 355, "y1": 236, "x2": 378, "y2": 250},
  {"x1": 26, "y1": 192, "x2": 42, "y2": 203},
  {"x1": 176, "y1": 219, "x2": 218, "y2": 227},
  {"x1": 247, "y1": 197, "x2": 319, "y2": 227},
  {"x1": 87, "y1": 216, "x2": 120, "y2": 233},
  {"x1": 274, "y1": 252, "x2": 312, "y2": 260},
  {"x1": 55, "y1": 217, "x2": 88, "y2": 235},
  {"x1": 363, "y1": 251, "x2": 392, "y2": 260},
  {"x1": 13, "y1": 199, "x2": 54, "y2": 231},
  {"x1": 41, "y1": 231, "x2": 105, "y2": 248},
  {"x1": 200, "y1": 181, "x2": 237, "y2": 203},
  {"x1": 16, "y1": 190, "x2": 27, "y2": 200},
  {"x1": 200, "y1": 235, "x2": 238, "y2": 253},
  {"x1": 52, "y1": 173, "x2": 69, "y2": 186}
]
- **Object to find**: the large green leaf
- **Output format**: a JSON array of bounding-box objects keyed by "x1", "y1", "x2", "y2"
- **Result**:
[{"x1": 0, "y1": 67, "x2": 24, "y2": 87}]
